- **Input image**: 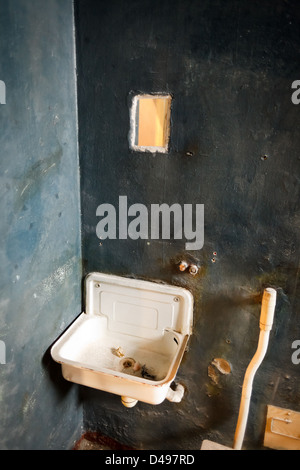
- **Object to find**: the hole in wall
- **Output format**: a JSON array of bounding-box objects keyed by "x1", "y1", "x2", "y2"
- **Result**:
[{"x1": 129, "y1": 94, "x2": 172, "y2": 153}]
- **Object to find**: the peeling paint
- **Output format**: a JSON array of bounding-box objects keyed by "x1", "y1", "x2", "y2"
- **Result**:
[
  {"x1": 212, "y1": 358, "x2": 231, "y2": 375},
  {"x1": 208, "y1": 364, "x2": 219, "y2": 386},
  {"x1": 41, "y1": 257, "x2": 76, "y2": 300},
  {"x1": 207, "y1": 358, "x2": 231, "y2": 389}
]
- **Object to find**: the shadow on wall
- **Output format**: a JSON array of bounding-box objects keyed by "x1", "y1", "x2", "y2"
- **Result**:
[{"x1": 42, "y1": 346, "x2": 76, "y2": 400}]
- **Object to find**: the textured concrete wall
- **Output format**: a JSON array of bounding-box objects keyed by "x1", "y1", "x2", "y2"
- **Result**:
[
  {"x1": 75, "y1": 0, "x2": 300, "y2": 449},
  {"x1": 0, "y1": 0, "x2": 82, "y2": 449}
]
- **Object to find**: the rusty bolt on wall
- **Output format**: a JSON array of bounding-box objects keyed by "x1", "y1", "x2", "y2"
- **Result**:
[
  {"x1": 178, "y1": 261, "x2": 199, "y2": 275},
  {"x1": 188, "y1": 264, "x2": 198, "y2": 275},
  {"x1": 178, "y1": 261, "x2": 189, "y2": 271}
]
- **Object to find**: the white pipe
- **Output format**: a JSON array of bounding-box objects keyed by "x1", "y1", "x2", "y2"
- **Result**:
[
  {"x1": 166, "y1": 383, "x2": 185, "y2": 403},
  {"x1": 233, "y1": 288, "x2": 277, "y2": 450},
  {"x1": 121, "y1": 396, "x2": 138, "y2": 408},
  {"x1": 121, "y1": 383, "x2": 185, "y2": 407}
]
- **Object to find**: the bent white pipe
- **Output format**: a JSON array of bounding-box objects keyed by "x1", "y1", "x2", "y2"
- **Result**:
[
  {"x1": 166, "y1": 383, "x2": 185, "y2": 403},
  {"x1": 121, "y1": 383, "x2": 185, "y2": 407},
  {"x1": 233, "y1": 288, "x2": 277, "y2": 450}
]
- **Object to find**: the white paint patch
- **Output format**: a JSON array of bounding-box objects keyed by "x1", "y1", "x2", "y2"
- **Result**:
[{"x1": 41, "y1": 257, "x2": 75, "y2": 300}]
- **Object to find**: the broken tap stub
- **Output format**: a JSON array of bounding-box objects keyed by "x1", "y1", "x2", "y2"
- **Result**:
[
  {"x1": 189, "y1": 264, "x2": 199, "y2": 275},
  {"x1": 51, "y1": 272, "x2": 193, "y2": 407},
  {"x1": 178, "y1": 261, "x2": 188, "y2": 272},
  {"x1": 178, "y1": 261, "x2": 199, "y2": 275}
]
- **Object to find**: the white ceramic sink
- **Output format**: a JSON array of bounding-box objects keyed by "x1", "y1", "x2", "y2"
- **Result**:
[{"x1": 51, "y1": 272, "x2": 193, "y2": 406}]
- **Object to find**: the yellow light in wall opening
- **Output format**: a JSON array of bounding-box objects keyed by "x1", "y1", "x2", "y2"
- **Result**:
[{"x1": 130, "y1": 94, "x2": 172, "y2": 153}]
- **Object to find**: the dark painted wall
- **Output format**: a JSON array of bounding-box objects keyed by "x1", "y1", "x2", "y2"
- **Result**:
[
  {"x1": 75, "y1": 0, "x2": 300, "y2": 450},
  {"x1": 0, "y1": 0, "x2": 82, "y2": 449}
]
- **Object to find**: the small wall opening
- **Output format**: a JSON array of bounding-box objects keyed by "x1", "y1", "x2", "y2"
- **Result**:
[{"x1": 129, "y1": 94, "x2": 172, "y2": 153}]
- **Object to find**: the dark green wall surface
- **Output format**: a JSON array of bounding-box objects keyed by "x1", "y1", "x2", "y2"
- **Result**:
[
  {"x1": 0, "y1": 0, "x2": 82, "y2": 449},
  {"x1": 75, "y1": 0, "x2": 300, "y2": 449}
]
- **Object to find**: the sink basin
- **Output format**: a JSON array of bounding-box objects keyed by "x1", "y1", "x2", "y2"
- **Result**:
[{"x1": 51, "y1": 272, "x2": 193, "y2": 405}]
